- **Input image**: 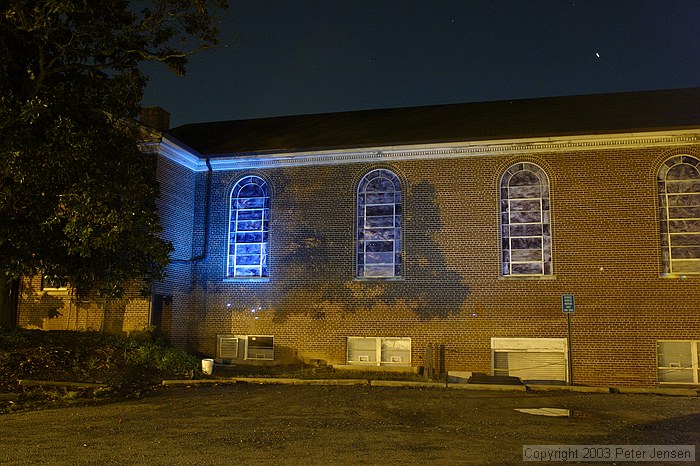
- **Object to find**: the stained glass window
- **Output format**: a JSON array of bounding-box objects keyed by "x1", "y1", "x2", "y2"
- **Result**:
[
  {"x1": 658, "y1": 155, "x2": 700, "y2": 275},
  {"x1": 500, "y1": 163, "x2": 552, "y2": 276},
  {"x1": 357, "y1": 169, "x2": 402, "y2": 278},
  {"x1": 228, "y1": 176, "x2": 269, "y2": 278}
]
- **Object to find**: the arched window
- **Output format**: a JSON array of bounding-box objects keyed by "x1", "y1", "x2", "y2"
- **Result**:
[
  {"x1": 658, "y1": 155, "x2": 700, "y2": 275},
  {"x1": 357, "y1": 169, "x2": 402, "y2": 278},
  {"x1": 228, "y1": 176, "x2": 269, "y2": 278},
  {"x1": 500, "y1": 162, "x2": 552, "y2": 276}
]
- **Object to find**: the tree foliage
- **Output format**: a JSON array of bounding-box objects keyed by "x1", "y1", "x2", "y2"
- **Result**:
[{"x1": 0, "y1": 0, "x2": 227, "y2": 299}]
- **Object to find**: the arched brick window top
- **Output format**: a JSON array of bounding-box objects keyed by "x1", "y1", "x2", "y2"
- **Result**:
[
  {"x1": 658, "y1": 155, "x2": 700, "y2": 275},
  {"x1": 357, "y1": 169, "x2": 402, "y2": 278},
  {"x1": 500, "y1": 162, "x2": 552, "y2": 276},
  {"x1": 228, "y1": 176, "x2": 270, "y2": 278}
]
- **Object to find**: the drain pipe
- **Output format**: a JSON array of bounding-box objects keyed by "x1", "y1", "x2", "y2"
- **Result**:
[{"x1": 167, "y1": 158, "x2": 212, "y2": 352}]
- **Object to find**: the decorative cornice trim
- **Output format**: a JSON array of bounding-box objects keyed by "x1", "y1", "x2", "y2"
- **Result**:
[
  {"x1": 157, "y1": 135, "x2": 207, "y2": 171},
  {"x1": 158, "y1": 129, "x2": 700, "y2": 172}
]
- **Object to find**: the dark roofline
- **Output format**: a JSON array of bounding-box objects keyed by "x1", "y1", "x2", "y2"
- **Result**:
[{"x1": 167, "y1": 88, "x2": 700, "y2": 157}]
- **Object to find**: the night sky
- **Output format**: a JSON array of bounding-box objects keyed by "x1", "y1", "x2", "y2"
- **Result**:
[{"x1": 140, "y1": 0, "x2": 700, "y2": 128}]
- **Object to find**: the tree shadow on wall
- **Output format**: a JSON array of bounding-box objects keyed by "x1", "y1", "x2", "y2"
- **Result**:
[
  {"x1": 272, "y1": 178, "x2": 469, "y2": 322},
  {"x1": 346, "y1": 181, "x2": 470, "y2": 319},
  {"x1": 20, "y1": 286, "x2": 66, "y2": 329}
]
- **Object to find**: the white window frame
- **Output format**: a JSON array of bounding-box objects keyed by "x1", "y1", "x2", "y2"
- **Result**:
[
  {"x1": 227, "y1": 176, "x2": 270, "y2": 280},
  {"x1": 500, "y1": 163, "x2": 553, "y2": 277},
  {"x1": 356, "y1": 169, "x2": 402, "y2": 278},
  {"x1": 216, "y1": 334, "x2": 274, "y2": 361},
  {"x1": 40, "y1": 275, "x2": 68, "y2": 295},
  {"x1": 244, "y1": 335, "x2": 274, "y2": 360},
  {"x1": 658, "y1": 155, "x2": 700, "y2": 276},
  {"x1": 657, "y1": 340, "x2": 700, "y2": 384},
  {"x1": 346, "y1": 336, "x2": 411, "y2": 366}
]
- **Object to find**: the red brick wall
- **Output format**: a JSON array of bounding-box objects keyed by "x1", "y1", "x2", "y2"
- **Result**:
[
  {"x1": 151, "y1": 156, "x2": 199, "y2": 347},
  {"x1": 17, "y1": 276, "x2": 150, "y2": 333},
  {"x1": 167, "y1": 143, "x2": 700, "y2": 387}
]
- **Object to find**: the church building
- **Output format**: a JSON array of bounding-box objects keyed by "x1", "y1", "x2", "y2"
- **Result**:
[{"x1": 18, "y1": 88, "x2": 700, "y2": 387}]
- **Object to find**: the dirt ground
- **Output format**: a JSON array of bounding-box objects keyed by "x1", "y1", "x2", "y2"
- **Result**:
[{"x1": 0, "y1": 384, "x2": 698, "y2": 465}]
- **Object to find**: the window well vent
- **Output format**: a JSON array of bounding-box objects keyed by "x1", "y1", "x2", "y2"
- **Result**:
[
  {"x1": 217, "y1": 335, "x2": 239, "y2": 360},
  {"x1": 216, "y1": 335, "x2": 274, "y2": 361}
]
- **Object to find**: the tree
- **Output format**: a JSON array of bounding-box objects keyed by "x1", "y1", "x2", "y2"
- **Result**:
[{"x1": 0, "y1": 0, "x2": 228, "y2": 328}]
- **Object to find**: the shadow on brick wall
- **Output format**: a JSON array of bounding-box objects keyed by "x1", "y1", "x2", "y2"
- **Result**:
[
  {"x1": 20, "y1": 287, "x2": 66, "y2": 329},
  {"x1": 272, "y1": 179, "x2": 470, "y2": 321}
]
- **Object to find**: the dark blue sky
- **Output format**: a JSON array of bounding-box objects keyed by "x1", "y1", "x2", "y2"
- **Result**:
[{"x1": 141, "y1": 0, "x2": 700, "y2": 128}]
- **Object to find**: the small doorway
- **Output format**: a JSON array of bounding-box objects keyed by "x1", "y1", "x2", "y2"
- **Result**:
[{"x1": 151, "y1": 294, "x2": 172, "y2": 337}]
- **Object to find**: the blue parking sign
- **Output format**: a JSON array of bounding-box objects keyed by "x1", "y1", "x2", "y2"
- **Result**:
[{"x1": 562, "y1": 294, "x2": 575, "y2": 313}]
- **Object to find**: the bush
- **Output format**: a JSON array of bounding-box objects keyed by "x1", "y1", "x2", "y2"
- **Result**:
[{"x1": 0, "y1": 329, "x2": 198, "y2": 396}]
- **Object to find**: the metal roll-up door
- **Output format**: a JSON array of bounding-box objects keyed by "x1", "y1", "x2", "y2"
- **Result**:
[
  {"x1": 492, "y1": 338, "x2": 568, "y2": 384},
  {"x1": 494, "y1": 351, "x2": 566, "y2": 383}
]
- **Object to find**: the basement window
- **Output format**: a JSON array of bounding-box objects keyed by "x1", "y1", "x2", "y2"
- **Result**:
[
  {"x1": 346, "y1": 337, "x2": 411, "y2": 366},
  {"x1": 657, "y1": 340, "x2": 700, "y2": 384},
  {"x1": 41, "y1": 275, "x2": 66, "y2": 290},
  {"x1": 216, "y1": 334, "x2": 274, "y2": 361},
  {"x1": 41, "y1": 275, "x2": 68, "y2": 294}
]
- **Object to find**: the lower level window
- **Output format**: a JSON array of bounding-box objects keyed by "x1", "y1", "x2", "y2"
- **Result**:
[
  {"x1": 657, "y1": 340, "x2": 700, "y2": 384},
  {"x1": 41, "y1": 275, "x2": 67, "y2": 291},
  {"x1": 346, "y1": 337, "x2": 411, "y2": 366},
  {"x1": 216, "y1": 334, "x2": 274, "y2": 361}
]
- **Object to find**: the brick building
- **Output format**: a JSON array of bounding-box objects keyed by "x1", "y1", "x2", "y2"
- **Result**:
[{"x1": 18, "y1": 88, "x2": 700, "y2": 387}]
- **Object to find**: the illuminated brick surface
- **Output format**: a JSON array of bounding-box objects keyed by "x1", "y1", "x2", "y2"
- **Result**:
[{"x1": 164, "y1": 146, "x2": 700, "y2": 387}]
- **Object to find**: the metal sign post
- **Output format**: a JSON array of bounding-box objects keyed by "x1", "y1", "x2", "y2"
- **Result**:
[{"x1": 561, "y1": 294, "x2": 575, "y2": 386}]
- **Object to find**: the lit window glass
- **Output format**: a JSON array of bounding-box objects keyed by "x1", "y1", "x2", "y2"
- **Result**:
[
  {"x1": 228, "y1": 176, "x2": 269, "y2": 278},
  {"x1": 500, "y1": 163, "x2": 552, "y2": 276},
  {"x1": 357, "y1": 169, "x2": 402, "y2": 278},
  {"x1": 658, "y1": 155, "x2": 700, "y2": 275}
]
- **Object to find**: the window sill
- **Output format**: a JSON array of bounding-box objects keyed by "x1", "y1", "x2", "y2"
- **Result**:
[
  {"x1": 42, "y1": 288, "x2": 69, "y2": 296},
  {"x1": 499, "y1": 274, "x2": 556, "y2": 281},
  {"x1": 659, "y1": 273, "x2": 698, "y2": 279},
  {"x1": 354, "y1": 277, "x2": 405, "y2": 282},
  {"x1": 223, "y1": 278, "x2": 270, "y2": 283}
]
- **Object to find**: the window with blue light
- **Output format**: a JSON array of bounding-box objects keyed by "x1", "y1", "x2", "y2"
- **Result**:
[
  {"x1": 357, "y1": 169, "x2": 402, "y2": 278},
  {"x1": 500, "y1": 162, "x2": 552, "y2": 276},
  {"x1": 658, "y1": 155, "x2": 700, "y2": 275},
  {"x1": 228, "y1": 176, "x2": 269, "y2": 278}
]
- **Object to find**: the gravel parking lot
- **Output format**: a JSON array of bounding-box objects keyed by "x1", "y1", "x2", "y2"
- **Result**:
[{"x1": 1, "y1": 384, "x2": 698, "y2": 465}]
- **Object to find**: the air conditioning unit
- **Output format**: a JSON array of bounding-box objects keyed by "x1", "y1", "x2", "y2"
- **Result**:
[{"x1": 217, "y1": 335, "x2": 240, "y2": 360}]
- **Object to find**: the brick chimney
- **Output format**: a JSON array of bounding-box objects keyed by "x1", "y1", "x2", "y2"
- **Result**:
[{"x1": 140, "y1": 107, "x2": 170, "y2": 132}]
